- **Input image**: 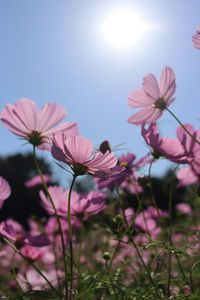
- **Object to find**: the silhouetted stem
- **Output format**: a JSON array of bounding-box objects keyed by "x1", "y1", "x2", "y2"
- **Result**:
[
  {"x1": 68, "y1": 175, "x2": 77, "y2": 299},
  {"x1": 11, "y1": 252, "x2": 25, "y2": 295},
  {"x1": 106, "y1": 239, "x2": 120, "y2": 276},
  {"x1": 33, "y1": 146, "x2": 68, "y2": 293},
  {"x1": 148, "y1": 159, "x2": 162, "y2": 221},
  {"x1": 167, "y1": 180, "x2": 173, "y2": 298}
]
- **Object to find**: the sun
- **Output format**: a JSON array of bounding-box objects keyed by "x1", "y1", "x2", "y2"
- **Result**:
[{"x1": 101, "y1": 8, "x2": 151, "y2": 49}]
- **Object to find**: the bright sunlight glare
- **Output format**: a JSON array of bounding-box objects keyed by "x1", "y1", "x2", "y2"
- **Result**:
[{"x1": 101, "y1": 8, "x2": 152, "y2": 49}]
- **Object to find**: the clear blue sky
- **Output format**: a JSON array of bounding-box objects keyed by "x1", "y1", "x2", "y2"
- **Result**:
[{"x1": 0, "y1": 0, "x2": 200, "y2": 183}]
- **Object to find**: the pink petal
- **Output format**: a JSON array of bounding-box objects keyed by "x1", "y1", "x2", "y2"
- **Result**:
[
  {"x1": 175, "y1": 203, "x2": 191, "y2": 214},
  {"x1": 176, "y1": 167, "x2": 198, "y2": 187},
  {"x1": 192, "y1": 26, "x2": 200, "y2": 49},
  {"x1": 86, "y1": 151, "x2": 117, "y2": 173},
  {"x1": 142, "y1": 73, "x2": 160, "y2": 100},
  {"x1": 39, "y1": 122, "x2": 79, "y2": 151},
  {"x1": 51, "y1": 132, "x2": 69, "y2": 162},
  {"x1": 38, "y1": 103, "x2": 67, "y2": 132},
  {"x1": 160, "y1": 137, "x2": 188, "y2": 163},
  {"x1": 142, "y1": 123, "x2": 162, "y2": 149},
  {"x1": 64, "y1": 136, "x2": 93, "y2": 164},
  {"x1": 0, "y1": 177, "x2": 11, "y2": 209},
  {"x1": 12, "y1": 98, "x2": 38, "y2": 132},
  {"x1": 25, "y1": 175, "x2": 51, "y2": 187},
  {"x1": 46, "y1": 121, "x2": 79, "y2": 137},
  {"x1": 128, "y1": 107, "x2": 162, "y2": 125},
  {"x1": 0, "y1": 99, "x2": 38, "y2": 137},
  {"x1": 176, "y1": 124, "x2": 200, "y2": 153},
  {"x1": 159, "y1": 66, "x2": 176, "y2": 101},
  {"x1": 128, "y1": 89, "x2": 154, "y2": 108}
]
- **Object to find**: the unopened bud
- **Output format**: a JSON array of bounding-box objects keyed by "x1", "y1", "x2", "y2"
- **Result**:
[
  {"x1": 102, "y1": 251, "x2": 111, "y2": 261},
  {"x1": 99, "y1": 140, "x2": 111, "y2": 154},
  {"x1": 113, "y1": 214, "x2": 123, "y2": 223}
]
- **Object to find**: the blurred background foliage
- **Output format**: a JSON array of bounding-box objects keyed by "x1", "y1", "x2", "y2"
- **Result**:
[{"x1": 0, "y1": 152, "x2": 193, "y2": 230}]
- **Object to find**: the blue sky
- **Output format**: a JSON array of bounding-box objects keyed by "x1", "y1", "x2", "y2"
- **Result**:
[{"x1": 0, "y1": 0, "x2": 200, "y2": 183}]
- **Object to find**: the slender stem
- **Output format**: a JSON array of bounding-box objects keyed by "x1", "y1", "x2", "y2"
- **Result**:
[
  {"x1": 167, "y1": 178, "x2": 173, "y2": 298},
  {"x1": 68, "y1": 175, "x2": 77, "y2": 299},
  {"x1": 166, "y1": 108, "x2": 200, "y2": 146},
  {"x1": 11, "y1": 252, "x2": 25, "y2": 295},
  {"x1": 114, "y1": 182, "x2": 161, "y2": 299},
  {"x1": 106, "y1": 239, "x2": 120, "y2": 276},
  {"x1": 33, "y1": 146, "x2": 68, "y2": 292},
  {"x1": 0, "y1": 235, "x2": 61, "y2": 298},
  {"x1": 148, "y1": 159, "x2": 162, "y2": 221},
  {"x1": 78, "y1": 223, "x2": 84, "y2": 268},
  {"x1": 52, "y1": 237, "x2": 61, "y2": 290},
  {"x1": 106, "y1": 181, "x2": 144, "y2": 277},
  {"x1": 190, "y1": 261, "x2": 200, "y2": 293}
]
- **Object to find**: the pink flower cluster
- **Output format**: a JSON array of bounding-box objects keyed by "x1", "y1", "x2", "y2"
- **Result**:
[
  {"x1": 0, "y1": 25, "x2": 200, "y2": 296},
  {"x1": 40, "y1": 185, "x2": 107, "y2": 219}
]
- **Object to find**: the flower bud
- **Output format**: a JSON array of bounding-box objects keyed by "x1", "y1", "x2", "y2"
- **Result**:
[
  {"x1": 99, "y1": 140, "x2": 111, "y2": 154},
  {"x1": 102, "y1": 251, "x2": 111, "y2": 261}
]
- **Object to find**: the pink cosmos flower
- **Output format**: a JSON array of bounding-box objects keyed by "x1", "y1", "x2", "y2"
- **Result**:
[
  {"x1": 192, "y1": 25, "x2": 200, "y2": 49},
  {"x1": 0, "y1": 98, "x2": 79, "y2": 150},
  {"x1": 95, "y1": 152, "x2": 151, "y2": 190},
  {"x1": 124, "y1": 207, "x2": 135, "y2": 225},
  {"x1": 175, "y1": 203, "x2": 191, "y2": 215},
  {"x1": 45, "y1": 217, "x2": 71, "y2": 247},
  {"x1": 18, "y1": 269, "x2": 61, "y2": 291},
  {"x1": 128, "y1": 66, "x2": 176, "y2": 125},
  {"x1": 142, "y1": 123, "x2": 190, "y2": 164},
  {"x1": 40, "y1": 185, "x2": 79, "y2": 216},
  {"x1": 176, "y1": 124, "x2": 200, "y2": 174},
  {"x1": 176, "y1": 166, "x2": 199, "y2": 187},
  {"x1": 0, "y1": 219, "x2": 49, "y2": 247},
  {"x1": 70, "y1": 190, "x2": 107, "y2": 219},
  {"x1": 40, "y1": 185, "x2": 106, "y2": 219},
  {"x1": 134, "y1": 206, "x2": 167, "y2": 238},
  {"x1": 0, "y1": 177, "x2": 11, "y2": 209},
  {"x1": 51, "y1": 133, "x2": 118, "y2": 177},
  {"x1": 120, "y1": 172, "x2": 143, "y2": 194},
  {"x1": 20, "y1": 245, "x2": 45, "y2": 261},
  {"x1": 25, "y1": 174, "x2": 51, "y2": 187}
]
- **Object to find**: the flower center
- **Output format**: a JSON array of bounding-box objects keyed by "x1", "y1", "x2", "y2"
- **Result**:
[
  {"x1": 120, "y1": 161, "x2": 128, "y2": 168},
  {"x1": 15, "y1": 233, "x2": 25, "y2": 248},
  {"x1": 28, "y1": 131, "x2": 43, "y2": 146},
  {"x1": 73, "y1": 163, "x2": 88, "y2": 176},
  {"x1": 152, "y1": 150, "x2": 162, "y2": 159},
  {"x1": 153, "y1": 98, "x2": 167, "y2": 110}
]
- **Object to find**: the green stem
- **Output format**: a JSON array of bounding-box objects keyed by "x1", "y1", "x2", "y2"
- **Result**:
[
  {"x1": 114, "y1": 182, "x2": 161, "y2": 299},
  {"x1": 1, "y1": 235, "x2": 61, "y2": 298},
  {"x1": 167, "y1": 178, "x2": 173, "y2": 298},
  {"x1": 11, "y1": 252, "x2": 25, "y2": 295},
  {"x1": 78, "y1": 223, "x2": 84, "y2": 269},
  {"x1": 106, "y1": 182, "x2": 144, "y2": 277},
  {"x1": 52, "y1": 237, "x2": 61, "y2": 290},
  {"x1": 68, "y1": 175, "x2": 77, "y2": 299},
  {"x1": 148, "y1": 159, "x2": 162, "y2": 221},
  {"x1": 33, "y1": 146, "x2": 68, "y2": 293},
  {"x1": 166, "y1": 108, "x2": 200, "y2": 146},
  {"x1": 106, "y1": 239, "x2": 120, "y2": 276}
]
